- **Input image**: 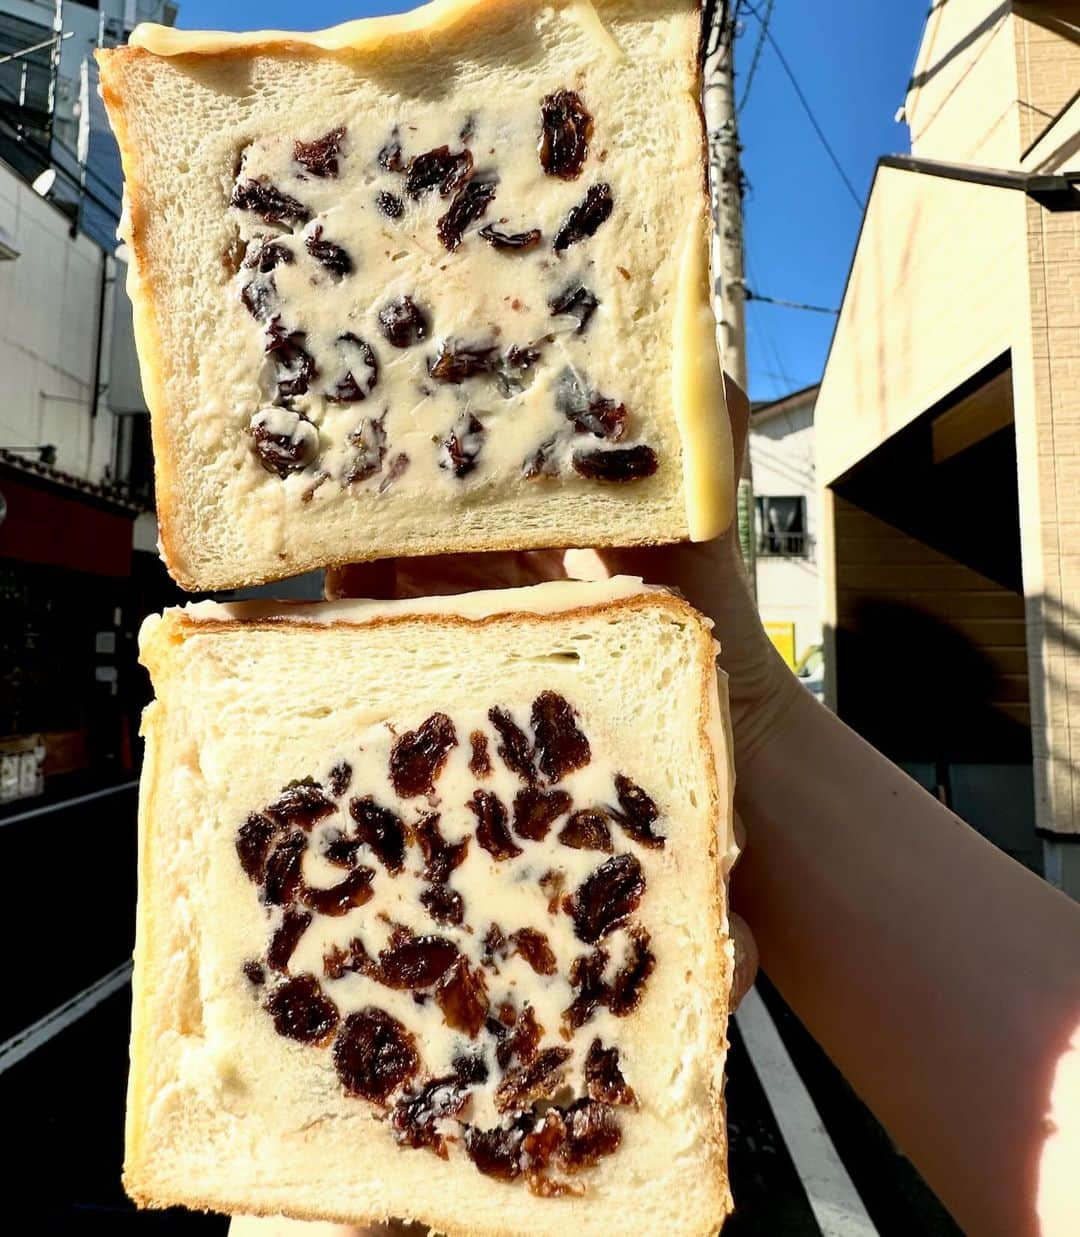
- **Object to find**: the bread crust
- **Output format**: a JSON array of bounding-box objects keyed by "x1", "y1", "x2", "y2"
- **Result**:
[
  {"x1": 129, "y1": 585, "x2": 735, "y2": 1231},
  {"x1": 97, "y1": 0, "x2": 730, "y2": 593}
]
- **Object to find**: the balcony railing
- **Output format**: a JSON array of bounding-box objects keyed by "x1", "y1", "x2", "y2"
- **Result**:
[{"x1": 756, "y1": 531, "x2": 809, "y2": 558}]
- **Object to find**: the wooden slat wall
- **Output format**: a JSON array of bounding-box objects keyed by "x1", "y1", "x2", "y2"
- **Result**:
[{"x1": 834, "y1": 495, "x2": 1030, "y2": 728}]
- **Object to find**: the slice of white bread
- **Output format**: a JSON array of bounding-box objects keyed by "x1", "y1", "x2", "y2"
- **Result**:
[
  {"x1": 131, "y1": 576, "x2": 735, "y2": 1235},
  {"x1": 97, "y1": 0, "x2": 732, "y2": 591}
]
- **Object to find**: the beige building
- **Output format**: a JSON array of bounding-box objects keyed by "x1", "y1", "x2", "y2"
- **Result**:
[
  {"x1": 816, "y1": 0, "x2": 1080, "y2": 890},
  {"x1": 750, "y1": 384, "x2": 822, "y2": 670}
]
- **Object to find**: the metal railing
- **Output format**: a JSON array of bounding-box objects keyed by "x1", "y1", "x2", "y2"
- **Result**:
[{"x1": 757, "y1": 530, "x2": 809, "y2": 558}]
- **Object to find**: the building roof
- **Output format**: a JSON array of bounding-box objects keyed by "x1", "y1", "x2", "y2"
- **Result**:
[
  {"x1": 751, "y1": 382, "x2": 820, "y2": 424},
  {"x1": 0, "y1": 448, "x2": 149, "y2": 515}
]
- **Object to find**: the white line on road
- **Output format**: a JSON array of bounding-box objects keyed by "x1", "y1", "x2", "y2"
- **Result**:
[
  {"x1": 0, "y1": 780, "x2": 138, "y2": 828},
  {"x1": 735, "y1": 985, "x2": 879, "y2": 1237},
  {"x1": 0, "y1": 961, "x2": 132, "y2": 1075}
]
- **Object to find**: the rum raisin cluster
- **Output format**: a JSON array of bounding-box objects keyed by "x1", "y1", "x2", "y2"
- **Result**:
[
  {"x1": 236, "y1": 692, "x2": 661, "y2": 1194},
  {"x1": 230, "y1": 89, "x2": 658, "y2": 492}
]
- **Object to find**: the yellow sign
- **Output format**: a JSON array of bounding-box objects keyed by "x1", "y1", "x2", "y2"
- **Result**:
[{"x1": 764, "y1": 621, "x2": 797, "y2": 670}]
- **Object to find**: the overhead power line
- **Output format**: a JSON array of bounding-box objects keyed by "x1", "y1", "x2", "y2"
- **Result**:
[
  {"x1": 740, "y1": 0, "x2": 864, "y2": 210},
  {"x1": 746, "y1": 289, "x2": 840, "y2": 315},
  {"x1": 738, "y1": 0, "x2": 774, "y2": 110}
]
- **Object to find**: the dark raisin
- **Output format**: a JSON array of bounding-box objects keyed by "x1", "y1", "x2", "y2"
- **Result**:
[
  {"x1": 405, "y1": 146, "x2": 473, "y2": 198},
  {"x1": 532, "y1": 691, "x2": 590, "y2": 782},
  {"x1": 494, "y1": 1046, "x2": 571, "y2": 1113},
  {"x1": 266, "y1": 777, "x2": 336, "y2": 828},
  {"x1": 376, "y1": 935, "x2": 460, "y2": 989},
  {"x1": 560, "y1": 1099, "x2": 621, "y2": 1167},
  {"x1": 231, "y1": 179, "x2": 311, "y2": 226},
  {"x1": 249, "y1": 407, "x2": 318, "y2": 476},
  {"x1": 420, "y1": 883, "x2": 464, "y2": 926},
  {"x1": 300, "y1": 865, "x2": 375, "y2": 916},
  {"x1": 482, "y1": 923, "x2": 508, "y2": 968},
  {"x1": 610, "y1": 774, "x2": 665, "y2": 848},
  {"x1": 549, "y1": 284, "x2": 599, "y2": 334},
  {"x1": 378, "y1": 297, "x2": 429, "y2": 348},
  {"x1": 240, "y1": 276, "x2": 277, "y2": 322},
  {"x1": 438, "y1": 177, "x2": 497, "y2": 250},
  {"x1": 513, "y1": 786, "x2": 572, "y2": 841},
  {"x1": 539, "y1": 89, "x2": 594, "y2": 179},
  {"x1": 332, "y1": 1007, "x2": 420, "y2": 1102},
  {"x1": 265, "y1": 319, "x2": 318, "y2": 398},
  {"x1": 459, "y1": 115, "x2": 476, "y2": 142},
  {"x1": 265, "y1": 974, "x2": 338, "y2": 1044},
  {"x1": 428, "y1": 339, "x2": 497, "y2": 383},
  {"x1": 453, "y1": 1051, "x2": 489, "y2": 1084},
  {"x1": 415, "y1": 814, "x2": 469, "y2": 883},
  {"x1": 478, "y1": 224, "x2": 542, "y2": 252},
  {"x1": 348, "y1": 795, "x2": 407, "y2": 873},
  {"x1": 294, "y1": 126, "x2": 345, "y2": 178},
  {"x1": 305, "y1": 227, "x2": 353, "y2": 277},
  {"x1": 608, "y1": 924, "x2": 655, "y2": 1016},
  {"x1": 539, "y1": 869, "x2": 566, "y2": 916},
  {"x1": 323, "y1": 939, "x2": 364, "y2": 981},
  {"x1": 243, "y1": 959, "x2": 266, "y2": 986},
  {"x1": 321, "y1": 827, "x2": 361, "y2": 867},
  {"x1": 392, "y1": 1076, "x2": 469, "y2": 1150},
  {"x1": 570, "y1": 853, "x2": 645, "y2": 944},
  {"x1": 325, "y1": 332, "x2": 378, "y2": 403},
  {"x1": 564, "y1": 947, "x2": 609, "y2": 1031},
  {"x1": 327, "y1": 761, "x2": 352, "y2": 798},
  {"x1": 267, "y1": 908, "x2": 312, "y2": 972},
  {"x1": 344, "y1": 412, "x2": 387, "y2": 485},
  {"x1": 390, "y1": 713, "x2": 457, "y2": 797},
  {"x1": 510, "y1": 927, "x2": 557, "y2": 975},
  {"x1": 468, "y1": 789, "x2": 521, "y2": 860},
  {"x1": 523, "y1": 437, "x2": 560, "y2": 480},
  {"x1": 496, "y1": 344, "x2": 544, "y2": 399},
  {"x1": 244, "y1": 238, "x2": 294, "y2": 273},
  {"x1": 466, "y1": 1125, "x2": 524, "y2": 1180},
  {"x1": 585, "y1": 1039, "x2": 636, "y2": 1106},
  {"x1": 553, "y1": 182, "x2": 613, "y2": 253},
  {"x1": 469, "y1": 731, "x2": 492, "y2": 778},
  {"x1": 439, "y1": 413, "x2": 485, "y2": 479},
  {"x1": 434, "y1": 957, "x2": 489, "y2": 1037},
  {"x1": 555, "y1": 368, "x2": 627, "y2": 440},
  {"x1": 572, "y1": 444, "x2": 658, "y2": 481},
  {"x1": 558, "y1": 809, "x2": 613, "y2": 852},
  {"x1": 487, "y1": 707, "x2": 536, "y2": 782},
  {"x1": 377, "y1": 190, "x2": 405, "y2": 218},
  {"x1": 262, "y1": 830, "x2": 308, "y2": 906},
  {"x1": 493, "y1": 1002, "x2": 542, "y2": 1069},
  {"x1": 378, "y1": 129, "x2": 406, "y2": 173},
  {"x1": 236, "y1": 812, "x2": 279, "y2": 881}
]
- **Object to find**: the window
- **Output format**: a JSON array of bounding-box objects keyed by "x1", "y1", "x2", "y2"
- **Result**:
[{"x1": 755, "y1": 495, "x2": 808, "y2": 557}]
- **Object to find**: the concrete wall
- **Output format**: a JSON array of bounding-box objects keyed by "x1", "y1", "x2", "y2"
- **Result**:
[
  {"x1": 750, "y1": 396, "x2": 822, "y2": 659},
  {"x1": 0, "y1": 159, "x2": 137, "y2": 484}
]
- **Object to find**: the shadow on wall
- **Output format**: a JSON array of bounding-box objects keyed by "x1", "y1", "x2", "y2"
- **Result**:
[{"x1": 832, "y1": 599, "x2": 1039, "y2": 872}]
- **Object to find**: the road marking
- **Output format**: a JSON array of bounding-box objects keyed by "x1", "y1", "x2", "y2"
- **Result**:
[
  {"x1": 735, "y1": 986, "x2": 878, "y2": 1237},
  {"x1": 0, "y1": 780, "x2": 138, "y2": 828},
  {"x1": 0, "y1": 962, "x2": 132, "y2": 1075}
]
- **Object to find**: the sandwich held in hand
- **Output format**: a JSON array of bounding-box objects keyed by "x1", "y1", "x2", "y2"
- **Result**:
[
  {"x1": 129, "y1": 578, "x2": 735, "y2": 1235},
  {"x1": 97, "y1": 0, "x2": 732, "y2": 590}
]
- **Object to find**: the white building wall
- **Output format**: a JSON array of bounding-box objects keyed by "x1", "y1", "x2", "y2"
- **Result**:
[
  {"x1": 0, "y1": 159, "x2": 120, "y2": 482},
  {"x1": 750, "y1": 397, "x2": 822, "y2": 662}
]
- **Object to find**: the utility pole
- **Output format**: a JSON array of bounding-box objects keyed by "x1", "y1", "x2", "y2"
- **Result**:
[{"x1": 702, "y1": 0, "x2": 756, "y2": 596}]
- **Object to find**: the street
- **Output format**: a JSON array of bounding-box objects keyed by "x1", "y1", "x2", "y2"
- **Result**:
[{"x1": 1, "y1": 785, "x2": 961, "y2": 1236}]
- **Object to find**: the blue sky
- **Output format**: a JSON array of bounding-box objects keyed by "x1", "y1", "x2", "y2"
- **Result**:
[{"x1": 175, "y1": 0, "x2": 928, "y2": 403}]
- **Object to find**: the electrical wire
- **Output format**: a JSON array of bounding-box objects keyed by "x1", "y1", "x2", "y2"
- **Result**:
[
  {"x1": 738, "y1": 0, "x2": 774, "y2": 110},
  {"x1": 740, "y1": 0, "x2": 864, "y2": 210},
  {"x1": 745, "y1": 290, "x2": 839, "y2": 314}
]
